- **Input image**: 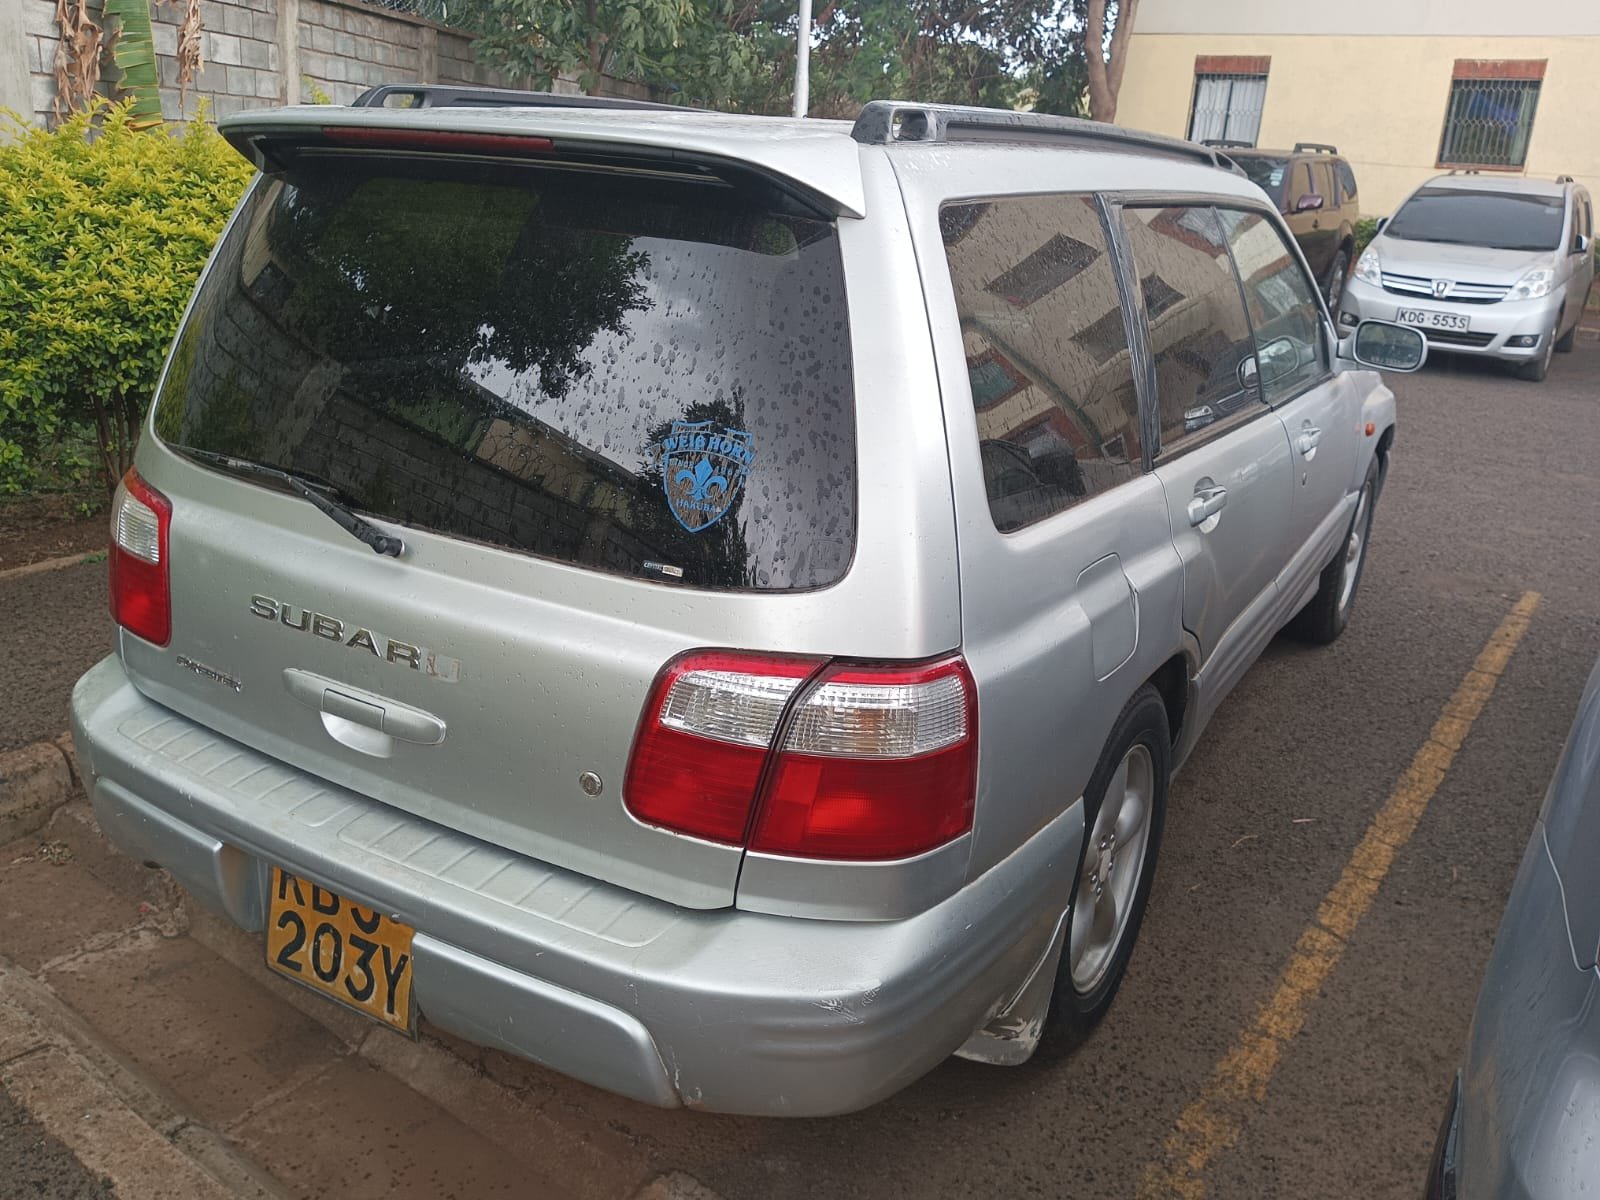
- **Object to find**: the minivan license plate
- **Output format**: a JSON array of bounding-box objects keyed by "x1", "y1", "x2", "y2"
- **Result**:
[
  {"x1": 265, "y1": 868, "x2": 415, "y2": 1033},
  {"x1": 1395, "y1": 308, "x2": 1469, "y2": 332}
]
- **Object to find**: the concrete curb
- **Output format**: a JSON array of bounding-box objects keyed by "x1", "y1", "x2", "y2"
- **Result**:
[
  {"x1": 0, "y1": 549, "x2": 106, "y2": 584},
  {"x1": 0, "y1": 734, "x2": 77, "y2": 845}
]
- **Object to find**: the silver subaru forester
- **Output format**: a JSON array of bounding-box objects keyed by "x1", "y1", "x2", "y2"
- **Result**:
[{"x1": 71, "y1": 90, "x2": 1422, "y2": 1115}]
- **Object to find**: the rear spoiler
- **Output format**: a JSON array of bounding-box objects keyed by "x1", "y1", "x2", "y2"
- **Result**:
[{"x1": 216, "y1": 104, "x2": 868, "y2": 219}]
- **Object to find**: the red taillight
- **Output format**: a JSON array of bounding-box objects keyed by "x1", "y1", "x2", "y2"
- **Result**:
[
  {"x1": 751, "y1": 658, "x2": 978, "y2": 860},
  {"x1": 623, "y1": 651, "x2": 822, "y2": 844},
  {"x1": 108, "y1": 468, "x2": 172, "y2": 647},
  {"x1": 623, "y1": 651, "x2": 977, "y2": 860}
]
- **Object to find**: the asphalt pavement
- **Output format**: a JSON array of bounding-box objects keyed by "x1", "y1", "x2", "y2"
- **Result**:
[{"x1": 1, "y1": 340, "x2": 1597, "y2": 1199}]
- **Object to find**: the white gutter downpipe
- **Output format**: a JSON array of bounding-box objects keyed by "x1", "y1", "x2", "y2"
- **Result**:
[{"x1": 792, "y1": 0, "x2": 812, "y2": 117}]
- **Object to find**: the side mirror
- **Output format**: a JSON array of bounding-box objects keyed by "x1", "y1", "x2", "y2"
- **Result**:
[
  {"x1": 1375, "y1": 217, "x2": 1389, "y2": 233},
  {"x1": 1236, "y1": 355, "x2": 1260, "y2": 390},
  {"x1": 1343, "y1": 320, "x2": 1427, "y2": 372},
  {"x1": 1256, "y1": 336, "x2": 1303, "y2": 386},
  {"x1": 1574, "y1": 233, "x2": 1591, "y2": 256},
  {"x1": 1295, "y1": 194, "x2": 1325, "y2": 212}
]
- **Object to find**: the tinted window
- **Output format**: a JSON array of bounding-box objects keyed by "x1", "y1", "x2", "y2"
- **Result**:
[
  {"x1": 1335, "y1": 161, "x2": 1358, "y2": 204},
  {"x1": 1219, "y1": 209, "x2": 1328, "y2": 402},
  {"x1": 152, "y1": 156, "x2": 855, "y2": 591},
  {"x1": 1236, "y1": 156, "x2": 1290, "y2": 208},
  {"x1": 941, "y1": 195, "x2": 1141, "y2": 532},
  {"x1": 1120, "y1": 205, "x2": 1261, "y2": 448},
  {"x1": 1310, "y1": 161, "x2": 1336, "y2": 202},
  {"x1": 1386, "y1": 187, "x2": 1565, "y2": 252}
]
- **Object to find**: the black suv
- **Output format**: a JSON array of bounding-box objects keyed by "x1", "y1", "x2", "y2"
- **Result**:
[{"x1": 1207, "y1": 141, "x2": 1360, "y2": 309}]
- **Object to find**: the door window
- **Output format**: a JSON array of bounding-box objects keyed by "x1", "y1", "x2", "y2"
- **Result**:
[
  {"x1": 940, "y1": 195, "x2": 1142, "y2": 531},
  {"x1": 1218, "y1": 209, "x2": 1329, "y2": 404},
  {"x1": 1310, "y1": 161, "x2": 1336, "y2": 205},
  {"x1": 1118, "y1": 205, "x2": 1262, "y2": 451}
]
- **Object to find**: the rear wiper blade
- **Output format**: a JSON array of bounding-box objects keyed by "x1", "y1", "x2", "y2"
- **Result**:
[{"x1": 176, "y1": 447, "x2": 405, "y2": 557}]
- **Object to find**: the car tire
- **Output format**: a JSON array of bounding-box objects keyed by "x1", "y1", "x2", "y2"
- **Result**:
[
  {"x1": 1516, "y1": 327, "x2": 1556, "y2": 381},
  {"x1": 1555, "y1": 321, "x2": 1577, "y2": 353},
  {"x1": 1324, "y1": 247, "x2": 1350, "y2": 310},
  {"x1": 1035, "y1": 684, "x2": 1170, "y2": 1060},
  {"x1": 1290, "y1": 458, "x2": 1378, "y2": 645}
]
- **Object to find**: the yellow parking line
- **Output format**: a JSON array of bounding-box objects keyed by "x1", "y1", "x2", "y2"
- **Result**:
[{"x1": 1138, "y1": 590, "x2": 1541, "y2": 1200}]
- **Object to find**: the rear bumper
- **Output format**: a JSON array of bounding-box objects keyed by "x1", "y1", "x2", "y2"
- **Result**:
[{"x1": 71, "y1": 654, "x2": 1079, "y2": 1116}]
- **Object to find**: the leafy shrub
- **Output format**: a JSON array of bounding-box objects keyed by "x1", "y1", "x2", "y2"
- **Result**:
[
  {"x1": 0, "y1": 100, "x2": 253, "y2": 493},
  {"x1": 1354, "y1": 217, "x2": 1380, "y2": 257}
]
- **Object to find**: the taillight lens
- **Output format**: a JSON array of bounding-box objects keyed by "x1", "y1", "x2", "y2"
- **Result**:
[
  {"x1": 623, "y1": 651, "x2": 822, "y2": 844},
  {"x1": 623, "y1": 651, "x2": 978, "y2": 860},
  {"x1": 751, "y1": 658, "x2": 978, "y2": 860},
  {"x1": 109, "y1": 468, "x2": 172, "y2": 646}
]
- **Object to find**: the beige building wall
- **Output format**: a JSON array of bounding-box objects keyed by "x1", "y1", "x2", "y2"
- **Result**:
[{"x1": 1116, "y1": 6, "x2": 1600, "y2": 216}]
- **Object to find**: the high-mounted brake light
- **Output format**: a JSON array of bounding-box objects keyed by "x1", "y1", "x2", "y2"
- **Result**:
[
  {"x1": 109, "y1": 468, "x2": 172, "y2": 646},
  {"x1": 623, "y1": 651, "x2": 977, "y2": 860},
  {"x1": 321, "y1": 128, "x2": 556, "y2": 156}
]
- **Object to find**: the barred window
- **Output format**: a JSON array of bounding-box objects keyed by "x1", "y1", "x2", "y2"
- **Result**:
[
  {"x1": 1188, "y1": 73, "x2": 1268, "y2": 146},
  {"x1": 1439, "y1": 64, "x2": 1545, "y2": 169}
]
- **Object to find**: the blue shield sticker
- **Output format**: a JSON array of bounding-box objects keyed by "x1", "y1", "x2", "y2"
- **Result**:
[{"x1": 657, "y1": 420, "x2": 754, "y2": 533}]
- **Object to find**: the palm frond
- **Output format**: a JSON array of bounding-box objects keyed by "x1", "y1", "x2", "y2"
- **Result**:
[{"x1": 103, "y1": 0, "x2": 163, "y2": 128}]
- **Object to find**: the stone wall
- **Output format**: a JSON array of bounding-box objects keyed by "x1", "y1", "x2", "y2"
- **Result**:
[{"x1": 12, "y1": 0, "x2": 522, "y2": 126}]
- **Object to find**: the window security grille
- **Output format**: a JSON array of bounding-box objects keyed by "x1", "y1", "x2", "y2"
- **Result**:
[
  {"x1": 1438, "y1": 78, "x2": 1541, "y2": 168},
  {"x1": 1188, "y1": 74, "x2": 1267, "y2": 146}
]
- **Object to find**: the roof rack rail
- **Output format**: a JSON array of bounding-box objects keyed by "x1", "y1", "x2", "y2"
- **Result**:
[
  {"x1": 1446, "y1": 168, "x2": 1481, "y2": 176},
  {"x1": 1293, "y1": 141, "x2": 1338, "y2": 154},
  {"x1": 849, "y1": 100, "x2": 1231, "y2": 169},
  {"x1": 1201, "y1": 138, "x2": 1255, "y2": 149},
  {"x1": 350, "y1": 83, "x2": 686, "y2": 113},
  {"x1": 1556, "y1": 174, "x2": 1575, "y2": 184}
]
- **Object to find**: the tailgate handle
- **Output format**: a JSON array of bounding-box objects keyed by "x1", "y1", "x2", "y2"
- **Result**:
[{"x1": 282, "y1": 669, "x2": 447, "y2": 746}]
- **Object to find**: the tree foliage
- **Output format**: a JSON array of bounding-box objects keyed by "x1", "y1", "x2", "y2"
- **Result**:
[
  {"x1": 452, "y1": 0, "x2": 1119, "y2": 117},
  {"x1": 0, "y1": 101, "x2": 253, "y2": 492}
]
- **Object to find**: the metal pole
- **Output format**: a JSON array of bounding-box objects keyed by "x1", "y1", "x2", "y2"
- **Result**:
[{"x1": 792, "y1": 0, "x2": 812, "y2": 118}]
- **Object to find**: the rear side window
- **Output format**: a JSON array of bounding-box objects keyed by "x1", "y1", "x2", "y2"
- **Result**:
[
  {"x1": 940, "y1": 195, "x2": 1142, "y2": 532},
  {"x1": 1310, "y1": 161, "x2": 1336, "y2": 202},
  {"x1": 1119, "y1": 205, "x2": 1261, "y2": 449},
  {"x1": 1335, "y1": 161, "x2": 1358, "y2": 204},
  {"x1": 152, "y1": 156, "x2": 856, "y2": 591}
]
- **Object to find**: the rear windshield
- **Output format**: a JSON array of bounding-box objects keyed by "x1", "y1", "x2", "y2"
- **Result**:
[
  {"x1": 1386, "y1": 187, "x2": 1565, "y2": 252},
  {"x1": 1234, "y1": 156, "x2": 1289, "y2": 208},
  {"x1": 152, "y1": 154, "x2": 857, "y2": 591}
]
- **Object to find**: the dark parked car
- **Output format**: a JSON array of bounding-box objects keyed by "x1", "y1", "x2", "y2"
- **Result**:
[
  {"x1": 1426, "y1": 656, "x2": 1600, "y2": 1198},
  {"x1": 1207, "y1": 141, "x2": 1360, "y2": 309}
]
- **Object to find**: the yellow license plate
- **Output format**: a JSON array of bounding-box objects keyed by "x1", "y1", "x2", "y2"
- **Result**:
[{"x1": 265, "y1": 868, "x2": 416, "y2": 1034}]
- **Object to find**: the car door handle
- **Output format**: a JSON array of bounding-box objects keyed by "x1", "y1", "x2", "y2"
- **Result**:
[
  {"x1": 1297, "y1": 427, "x2": 1322, "y2": 456},
  {"x1": 1187, "y1": 485, "x2": 1228, "y2": 527}
]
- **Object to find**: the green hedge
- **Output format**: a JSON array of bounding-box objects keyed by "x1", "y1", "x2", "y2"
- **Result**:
[
  {"x1": 0, "y1": 101, "x2": 253, "y2": 494},
  {"x1": 1354, "y1": 217, "x2": 1380, "y2": 257}
]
